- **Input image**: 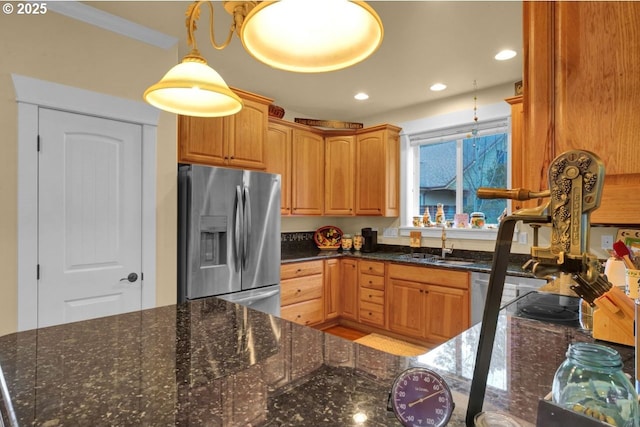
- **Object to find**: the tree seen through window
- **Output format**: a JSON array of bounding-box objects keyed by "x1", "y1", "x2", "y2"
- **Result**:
[{"x1": 419, "y1": 133, "x2": 507, "y2": 224}]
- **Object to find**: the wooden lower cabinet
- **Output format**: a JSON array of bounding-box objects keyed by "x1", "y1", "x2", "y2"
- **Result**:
[
  {"x1": 324, "y1": 259, "x2": 340, "y2": 321},
  {"x1": 280, "y1": 259, "x2": 470, "y2": 345},
  {"x1": 358, "y1": 261, "x2": 385, "y2": 328},
  {"x1": 424, "y1": 285, "x2": 469, "y2": 343},
  {"x1": 280, "y1": 260, "x2": 324, "y2": 326},
  {"x1": 388, "y1": 279, "x2": 426, "y2": 339},
  {"x1": 339, "y1": 258, "x2": 359, "y2": 320},
  {"x1": 387, "y1": 263, "x2": 470, "y2": 345}
]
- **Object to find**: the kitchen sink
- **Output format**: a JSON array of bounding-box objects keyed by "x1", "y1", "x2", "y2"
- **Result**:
[
  {"x1": 433, "y1": 259, "x2": 475, "y2": 266},
  {"x1": 404, "y1": 253, "x2": 475, "y2": 266}
]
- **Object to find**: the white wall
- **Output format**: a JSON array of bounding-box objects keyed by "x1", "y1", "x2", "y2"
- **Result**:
[{"x1": 0, "y1": 10, "x2": 178, "y2": 335}]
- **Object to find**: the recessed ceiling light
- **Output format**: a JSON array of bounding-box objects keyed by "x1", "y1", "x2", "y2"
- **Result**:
[
  {"x1": 430, "y1": 83, "x2": 447, "y2": 92},
  {"x1": 495, "y1": 49, "x2": 517, "y2": 61},
  {"x1": 354, "y1": 92, "x2": 369, "y2": 100}
]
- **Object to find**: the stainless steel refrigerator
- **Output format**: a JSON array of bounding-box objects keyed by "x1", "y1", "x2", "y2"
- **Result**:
[{"x1": 178, "y1": 164, "x2": 281, "y2": 316}]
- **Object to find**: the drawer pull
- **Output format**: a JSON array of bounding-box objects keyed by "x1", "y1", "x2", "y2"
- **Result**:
[
  {"x1": 296, "y1": 269, "x2": 302, "y2": 273},
  {"x1": 297, "y1": 289, "x2": 301, "y2": 293},
  {"x1": 369, "y1": 280, "x2": 373, "y2": 284},
  {"x1": 369, "y1": 294, "x2": 372, "y2": 298}
]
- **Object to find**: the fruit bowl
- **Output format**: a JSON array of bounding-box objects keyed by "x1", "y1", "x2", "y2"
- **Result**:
[{"x1": 314, "y1": 226, "x2": 343, "y2": 250}]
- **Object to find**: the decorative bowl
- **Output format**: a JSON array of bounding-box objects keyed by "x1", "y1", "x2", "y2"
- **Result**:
[{"x1": 314, "y1": 226, "x2": 343, "y2": 250}]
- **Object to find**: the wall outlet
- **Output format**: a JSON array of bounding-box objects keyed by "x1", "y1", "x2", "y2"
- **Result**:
[{"x1": 601, "y1": 235, "x2": 614, "y2": 251}]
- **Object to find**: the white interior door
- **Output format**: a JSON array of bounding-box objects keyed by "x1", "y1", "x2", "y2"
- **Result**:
[{"x1": 37, "y1": 108, "x2": 143, "y2": 328}]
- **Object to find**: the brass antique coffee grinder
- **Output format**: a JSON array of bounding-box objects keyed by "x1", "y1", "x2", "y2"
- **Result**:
[{"x1": 465, "y1": 149, "x2": 635, "y2": 426}]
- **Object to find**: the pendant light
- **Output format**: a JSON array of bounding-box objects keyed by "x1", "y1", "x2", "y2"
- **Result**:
[
  {"x1": 240, "y1": 0, "x2": 384, "y2": 73},
  {"x1": 144, "y1": 1, "x2": 383, "y2": 117},
  {"x1": 144, "y1": 49, "x2": 243, "y2": 117}
]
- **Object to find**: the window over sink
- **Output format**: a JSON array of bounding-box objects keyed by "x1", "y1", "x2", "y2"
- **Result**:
[{"x1": 400, "y1": 102, "x2": 511, "y2": 240}]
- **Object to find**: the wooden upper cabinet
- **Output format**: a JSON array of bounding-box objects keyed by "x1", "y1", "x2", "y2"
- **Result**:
[
  {"x1": 355, "y1": 125, "x2": 401, "y2": 216},
  {"x1": 178, "y1": 88, "x2": 272, "y2": 170},
  {"x1": 507, "y1": 95, "x2": 541, "y2": 211},
  {"x1": 523, "y1": 2, "x2": 640, "y2": 224},
  {"x1": 265, "y1": 118, "x2": 401, "y2": 217},
  {"x1": 291, "y1": 128, "x2": 324, "y2": 215},
  {"x1": 265, "y1": 119, "x2": 292, "y2": 215},
  {"x1": 324, "y1": 135, "x2": 355, "y2": 215},
  {"x1": 178, "y1": 114, "x2": 226, "y2": 165}
]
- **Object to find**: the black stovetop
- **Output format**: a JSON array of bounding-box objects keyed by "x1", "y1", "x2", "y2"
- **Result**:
[{"x1": 507, "y1": 291, "x2": 581, "y2": 327}]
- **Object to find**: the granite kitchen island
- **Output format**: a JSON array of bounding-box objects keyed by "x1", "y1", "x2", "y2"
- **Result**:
[{"x1": 0, "y1": 296, "x2": 634, "y2": 426}]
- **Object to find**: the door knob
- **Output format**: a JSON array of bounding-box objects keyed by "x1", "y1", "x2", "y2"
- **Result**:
[{"x1": 120, "y1": 272, "x2": 138, "y2": 283}]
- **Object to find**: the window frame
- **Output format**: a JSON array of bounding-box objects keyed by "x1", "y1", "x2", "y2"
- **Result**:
[{"x1": 398, "y1": 102, "x2": 512, "y2": 241}]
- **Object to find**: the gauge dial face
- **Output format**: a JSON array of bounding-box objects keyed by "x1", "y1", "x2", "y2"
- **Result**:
[{"x1": 391, "y1": 367, "x2": 454, "y2": 427}]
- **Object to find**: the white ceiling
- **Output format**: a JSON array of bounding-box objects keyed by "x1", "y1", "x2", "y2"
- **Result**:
[{"x1": 89, "y1": 1, "x2": 523, "y2": 122}]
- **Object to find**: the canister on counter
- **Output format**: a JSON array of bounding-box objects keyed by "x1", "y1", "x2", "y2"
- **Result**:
[
  {"x1": 353, "y1": 233, "x2": 363, "y2": 251},
  {"x1": 341, "y1": 234, "x2": 353, "y2": 251},
  {"x1": 470, "y1": 212, "x2": 486, "y2": 229}
]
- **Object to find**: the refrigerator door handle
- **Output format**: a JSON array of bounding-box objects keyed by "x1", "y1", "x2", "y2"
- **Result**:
[
  {"x1": 234, "y1": 185, "x2": 242, "y2": 272},
  {"x1": 242, "y1": 186, "x2": 252, "y2": 270},
  {"x1": 228, "y1": 289, "x2": 280, "y2": 304}
]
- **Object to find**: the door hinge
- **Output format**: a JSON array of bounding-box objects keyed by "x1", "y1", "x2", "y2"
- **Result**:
[
  {"x1": 141, "y1": 272, "x2": 144, "y2": 281},
  {"x1": 37, "y1": 264, "x2": 40, "y2": 280},
  {"x1": 37, "y1": 135, "x2": 41, "y2": 152}
]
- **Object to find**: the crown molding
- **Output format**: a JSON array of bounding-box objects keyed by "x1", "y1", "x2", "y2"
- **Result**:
[{"x1": 47, "y1": 1, "x2": 177, "y2": 49}]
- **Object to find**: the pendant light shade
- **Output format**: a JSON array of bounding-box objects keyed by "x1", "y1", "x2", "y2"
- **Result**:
[
  {"x1": 144, "y1": 51, "x2": 242, "y2": 117},
  {"x1": 240, "y1": 0, "x2": 384, "y2": 73},
  {"x1": 143, "y1": 1, "x2": 384, "y2": 116}
]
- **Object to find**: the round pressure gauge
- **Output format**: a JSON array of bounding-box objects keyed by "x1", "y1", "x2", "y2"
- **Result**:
[{"x1": 390, "y1": 367, "x2": 455, "y2": 427}]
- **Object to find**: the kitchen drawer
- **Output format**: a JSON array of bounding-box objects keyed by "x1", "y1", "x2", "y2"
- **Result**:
[
  {"x1": 281, "y1": 275, "x2": 323, "y2": 306},
  {"x1": 360, "y1": 273, "x2": 384, "y2": 290},
  {"x1": 281, "y1": 260, "x2": 324, "y2": 280},
  {"x1": 388, "y1": 263, "x2": 469, "y2": 290},
  {"x1": 281, "y1": 298, "x2": 324, "y2": 326},
  {"x1": 359, "y1": 260, "x2": 385, "y2": 276},
  {"x1": 359, "y1": 301, "x2": 384, "y2": 326},
  {"x1": 360, "y1": 287, "x2": 384, "y2": 305}
]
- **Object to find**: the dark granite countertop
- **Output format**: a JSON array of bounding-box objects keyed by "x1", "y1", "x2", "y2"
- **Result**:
[
  {"x1": 0, "y1": 296, "x2": 633, "y2": 426},
  {"x1": 281, "y1": 246, "x2": 535, "y2": 278}
]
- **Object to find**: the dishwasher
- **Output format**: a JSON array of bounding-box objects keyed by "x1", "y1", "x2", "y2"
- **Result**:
[{"x1": 470, "y1": 272, "x2": 546, "y2": 325}]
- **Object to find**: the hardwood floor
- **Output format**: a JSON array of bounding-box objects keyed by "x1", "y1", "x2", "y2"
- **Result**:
[{"x1": 323, "y1": 325, "x2": 368, "y2": 341}]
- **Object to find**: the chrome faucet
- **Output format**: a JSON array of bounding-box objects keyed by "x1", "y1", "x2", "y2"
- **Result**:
[{"x1": 441, "y1": 227, "x2": 453, "y2": 258}]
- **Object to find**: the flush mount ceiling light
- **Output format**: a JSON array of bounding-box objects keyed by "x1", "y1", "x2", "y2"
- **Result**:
[
  {"x1": 354, "y1": 92, "x2": 369, "y2": 100},
  {"x1": 144, "y1": 0, "x2": 384, "y2": 117}
]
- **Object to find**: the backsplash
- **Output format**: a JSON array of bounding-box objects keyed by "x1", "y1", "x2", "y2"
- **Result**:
[{"x1": 281, "y1": 231, "x2": 316, "y2": 251}]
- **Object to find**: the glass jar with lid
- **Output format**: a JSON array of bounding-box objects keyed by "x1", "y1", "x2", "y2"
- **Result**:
[
  {"x1": 341, "y1": 234, "x2": 353, "y2": 251},
  {"x1": 353, "y1": 233, "x2": 363, "y2": 251},
  {"x1": 552, "y1": 342, "x2": 638, "y2": 426},
  {"x1": 470, "y1": 212, "x2": 486, "y2": 229}
]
